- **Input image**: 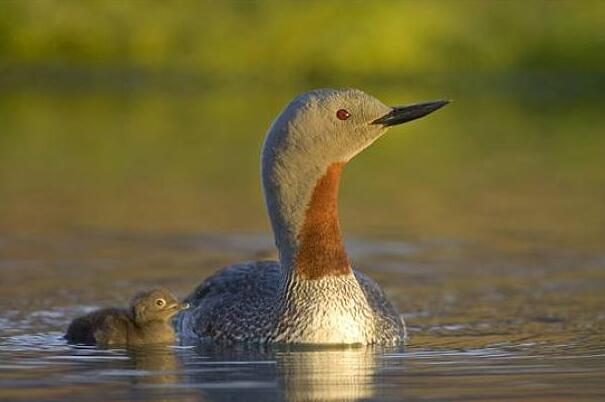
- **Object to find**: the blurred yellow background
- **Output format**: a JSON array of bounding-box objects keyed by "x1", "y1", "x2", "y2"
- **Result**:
[{"x1": 1, "y1": 0, "x2": 604, "y2": 250}]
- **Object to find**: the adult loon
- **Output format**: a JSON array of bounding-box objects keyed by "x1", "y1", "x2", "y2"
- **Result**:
[{"x1": 177, "y1": 88, "x2": 448, "y2": 345}]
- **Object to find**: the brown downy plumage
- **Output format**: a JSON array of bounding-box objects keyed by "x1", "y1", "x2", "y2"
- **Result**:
[{"x1": 65, "y1": 288, "x2": 189, "y2": 346}]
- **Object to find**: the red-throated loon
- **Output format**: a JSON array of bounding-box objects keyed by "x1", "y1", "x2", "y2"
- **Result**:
[{"x1": 177, "y1": 88, "x2": 448, "y2": 345}]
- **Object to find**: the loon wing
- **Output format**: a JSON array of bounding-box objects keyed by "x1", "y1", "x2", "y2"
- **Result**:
[{"x1": 175, "y1": 260, "x2": 283, "y2": 341}]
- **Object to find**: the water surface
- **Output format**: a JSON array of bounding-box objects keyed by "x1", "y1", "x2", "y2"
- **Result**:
[
  {"x1": 1, "y1": 86, "x2": 605, "y2": 400},
  {"x1": 1, "y1": 231, "x2": 604, "y2": 401}
]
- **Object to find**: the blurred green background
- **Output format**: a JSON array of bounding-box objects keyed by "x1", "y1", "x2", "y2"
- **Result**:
[{"x1": 1, "y1": 0, "x2": 604, "y2": 250}]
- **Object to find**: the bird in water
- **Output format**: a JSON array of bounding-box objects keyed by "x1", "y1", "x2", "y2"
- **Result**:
[
  {"x1": 65, "y1": 288, "x2": 189, "y2": 346},
  {"x1": 177, "y1": 88, "x2": 448, "y2": 345}
]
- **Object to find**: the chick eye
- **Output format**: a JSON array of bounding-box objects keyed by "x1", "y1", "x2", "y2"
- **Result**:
[
  {"x1": 336, "y1": 109, "x2": 350, "y2": 121},
  {"x1": 155, "y1": 298, "x2": 166, "y2": 307}
]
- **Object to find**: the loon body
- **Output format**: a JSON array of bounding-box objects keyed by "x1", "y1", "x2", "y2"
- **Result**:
[{"x1": 177, "y1": 88, "x2": 448, "y2": 345}]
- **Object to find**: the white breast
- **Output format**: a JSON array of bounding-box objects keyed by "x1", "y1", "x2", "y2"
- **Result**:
[{"x1": 278, "y1": 273, "x2": 375, "y2": 344}]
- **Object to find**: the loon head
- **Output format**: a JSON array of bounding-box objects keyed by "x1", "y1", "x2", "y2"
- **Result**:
[
  {"x1": 131, "y1": 288, "x2": 190, "y2": 325},
  {"x1": 263, "y1": 88, "x2": 448, "y2": 166},
  {"x1": 261, "y1": 88, "x2": 448, "y2": 279}
]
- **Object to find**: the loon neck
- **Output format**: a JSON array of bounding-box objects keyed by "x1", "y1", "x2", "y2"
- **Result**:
[
  {"x1": 262, "y1": 159, "x2": 351, "y2": 279},
  {"x1": 295, "y1": 162, "x2": 350, "y2": 279}
]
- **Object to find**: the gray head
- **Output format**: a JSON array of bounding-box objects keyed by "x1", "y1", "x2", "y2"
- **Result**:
[
  {"x1": 263, "y1": 88, "x2": 448, "y2": 167},
  {"x1": 131, "y1": 288, "x2": 189, "y2": 325},
  {"x1": 261, "y1": 88, "x2": 448, "y2": 270}
]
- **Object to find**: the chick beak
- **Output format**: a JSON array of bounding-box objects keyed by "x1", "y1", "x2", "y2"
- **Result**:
[{"x1": 372, "y1": 100, "x2": 450, "y2": 127}]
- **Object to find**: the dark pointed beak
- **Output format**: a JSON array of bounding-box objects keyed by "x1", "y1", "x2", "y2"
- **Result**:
[{"x1": 372, "y1": 100, "x2": 450, "y2": 127}]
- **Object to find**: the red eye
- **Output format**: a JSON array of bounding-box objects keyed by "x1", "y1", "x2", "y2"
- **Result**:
[{"x1": 336, "y1": 109, "x2": 350, "y2": 121}]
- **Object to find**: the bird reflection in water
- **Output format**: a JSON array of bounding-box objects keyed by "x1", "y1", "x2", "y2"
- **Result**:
[
  {"x1": 178, "y1": 343, "x2": 400, "y2": 402},
  {"x1": 277, "y1": 346, "x2": 381, "y2": 401},
  {"x1": 127, "y1": 345, "x2": 181, "y2": 386}
]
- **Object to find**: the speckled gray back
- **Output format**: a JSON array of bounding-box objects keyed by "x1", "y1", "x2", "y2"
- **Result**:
[{"x1": 177, "y1": 261, "x2": 405, "y2": 345}]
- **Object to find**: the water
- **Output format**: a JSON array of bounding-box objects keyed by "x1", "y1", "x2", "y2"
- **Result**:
[
  {"x1": 1, "y1": 231, "x2": 604, "y2": 401},
  {"x1": 1, "y1": 85, "x2": 605, "y2": 400}
]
